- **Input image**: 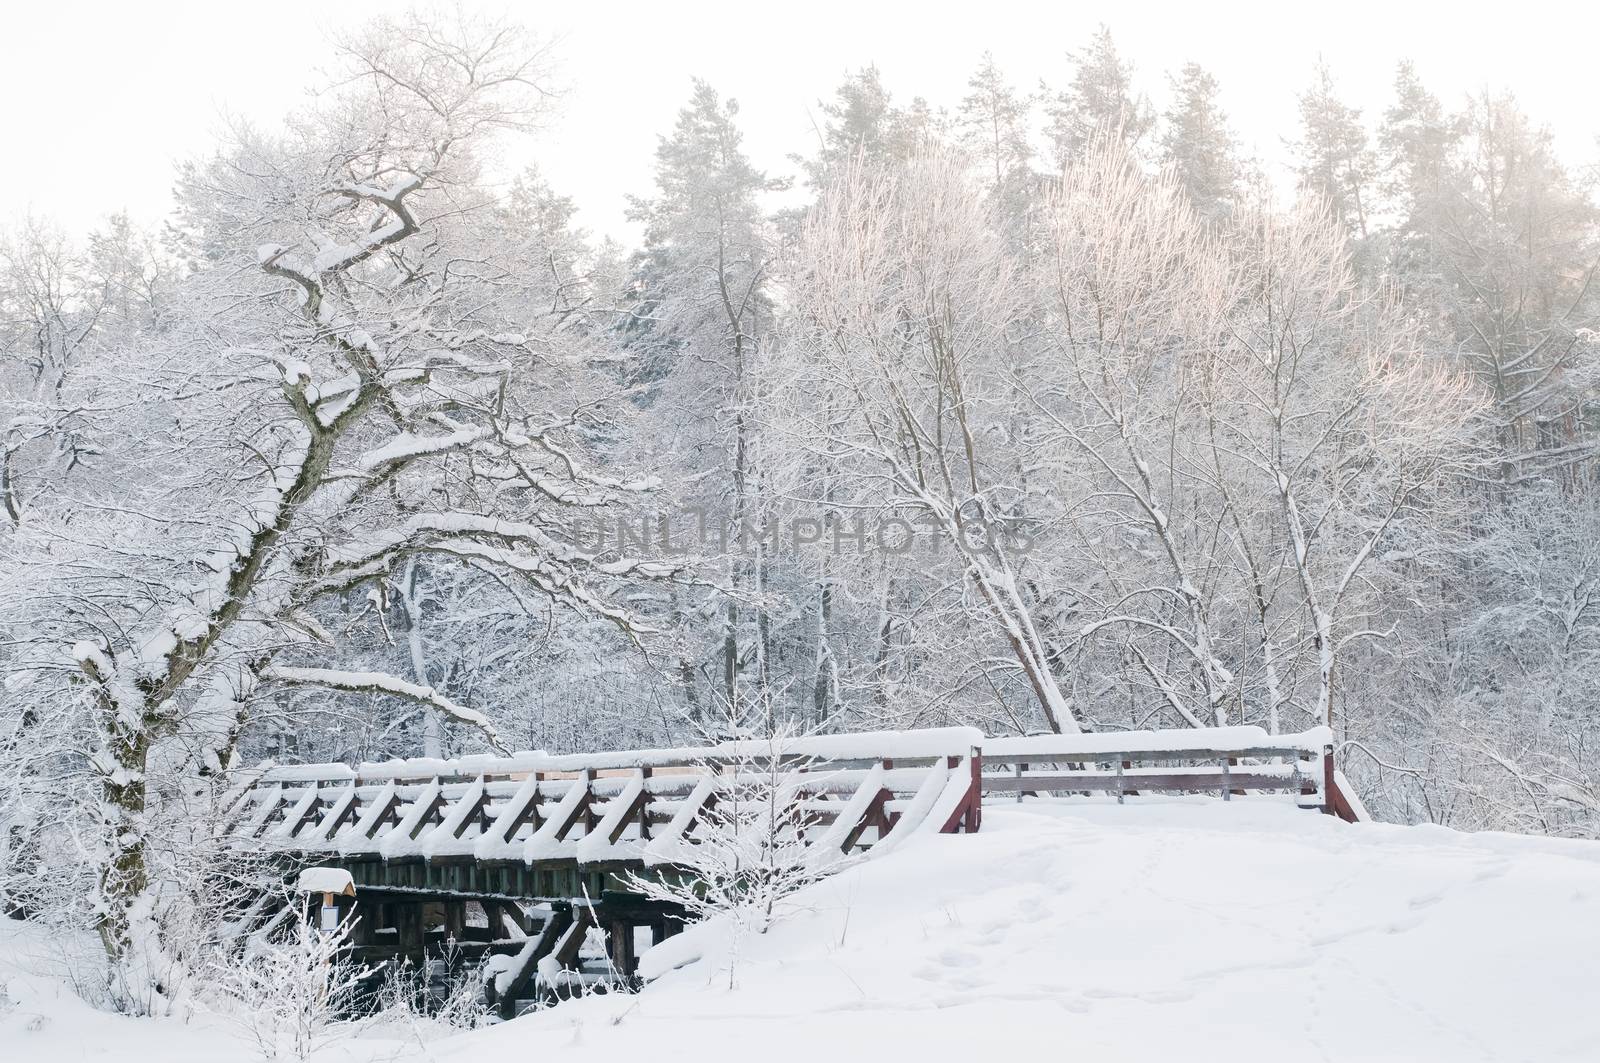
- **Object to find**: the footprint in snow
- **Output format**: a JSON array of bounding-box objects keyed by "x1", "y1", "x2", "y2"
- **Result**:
[
  {"x1": 938, "y1": 948, "x2": 982, "y2": 969},
  {"x1": 1471, "y1": 861, "x2": 1509, "y2": 883},
  {"x1": 1385, "y1": 914, "x2": 1424, "y2": 935},
  {"x1": 1014, "y1": 894, "x2": 1048, "y2": 918},
  {"x1": 968, "y1": 926, "x2": 1008, "y2": 948}
]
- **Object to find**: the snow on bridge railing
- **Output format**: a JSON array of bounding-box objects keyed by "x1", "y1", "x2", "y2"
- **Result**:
[
  {"x1": 223, "y1": 727, "x2": 985, "y2": 868},
  {"x1": 982, "y1": 724, "x2": 1358, "y2": 819},
  {"x1": 223, "y1": 724, "x2": 1362, "y2": 867}
]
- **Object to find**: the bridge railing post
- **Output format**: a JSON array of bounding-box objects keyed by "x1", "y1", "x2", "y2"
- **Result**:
[
  {"x1": 968, "y1": 747, "x2": 983, "y2": 832},
  {"x1": 1323, "y1": 745, "x2": 1335, "y2": 817}
]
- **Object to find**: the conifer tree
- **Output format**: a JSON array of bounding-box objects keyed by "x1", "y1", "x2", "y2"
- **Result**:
[
  {"x1": 1158, "y1": 62, "x2": 1240, "y2": 220},
  {"x1": 1375, "y1": 61, "x2": 1457, "y2": 301},
  {"x1": 626, "y1": 81, "x2": 784, "y2": 712},
  {"x1": 1044, "y1": 26, "x2": 1153, "y2": 167},
  {"x1": 1379, "y1": 61, "x2": 1454, "y2": 214},
  {"x1": 1292, "y1": 62, "x2": 1374, "y2": 238},
  {"x1": 957, "y1": 52, "x2": 1034, "y2": 198},
  {"x1": 800, "y1": 67, "x2": 937, "y2": 185}
]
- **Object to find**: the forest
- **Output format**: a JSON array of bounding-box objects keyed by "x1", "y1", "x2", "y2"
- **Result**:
[{"x1": 2, "y1": 7, "x2": 1598, "y2": 1016}]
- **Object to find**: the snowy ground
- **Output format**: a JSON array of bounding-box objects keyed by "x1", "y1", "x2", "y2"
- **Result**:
[{"x1": 5, "y1": 799, "x2": 1599, "y2": 1062}]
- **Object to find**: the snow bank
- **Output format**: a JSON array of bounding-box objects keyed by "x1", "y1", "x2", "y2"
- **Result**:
[
  {"x1": 437, "y1": 800, "x2": 1600, "y2": 1062},
  {"x1": 8, "y1": 801, "x2": 1600, "y2": 1062},
  {"x1": 0, "y1": 920, "x2": 411, "y2": 1062}
]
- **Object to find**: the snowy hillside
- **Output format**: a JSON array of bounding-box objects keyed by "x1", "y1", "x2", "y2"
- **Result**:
[
  {"x1": 458, "y1": 802, "x2": 1600, "y2": 1061},
  {"x1": 7, "y1": 799, "x2": 1598, "y2": 1062}
]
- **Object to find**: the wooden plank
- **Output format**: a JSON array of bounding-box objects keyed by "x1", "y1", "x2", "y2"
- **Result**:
[
  {"x1": 937, "y1": 755, "x2": 983, "y2": 833},
  {"x1": 240, "y1": 784, "x2": 286, "y2": 837},
  {"x1": 983, "y1": 771, "x2": 1302, "y2": 793},
  {"x1": 485, "y1": 773, "x2": 545, "y2": 846},
  {"x1": 360, "y1": 786, "x2": 404, "y2": 839},
  {"x1": 981, "y1": 746, "x2": 1312, "y2": 765},
  {"x1": 549, "y1": 770, "x2": 595, "y2": 842},
  {"x1": 407, "y1": 788, "x2": 450, "y2": 840},
  {"x1": 840, "y1": 787, "x2": 892, "y2": 851},
  {"x1": 607, "y1": 769, "x2": 653, "y2": 844},
  {"x1": 319, "y1": 788, "x2": 362, "y2": 839},
  {"x1": 495, "y1": 906, "x2": 570, "y2": 1019},
  {"x1": 1325, "y1": 752, "x2": 1363, "y2": 823},
  {"x1": 450, "y1": 780, "x2": 494, "y2": 839},
  {"x1": 608, "y1": 919, "x2": 637, "y2": 978},
  {"x1": 551, "y1": 904, "x2": 594, "y2": 969},
  {"x1": 282, "y1": 792, "x2": 325, "y2": 839}
]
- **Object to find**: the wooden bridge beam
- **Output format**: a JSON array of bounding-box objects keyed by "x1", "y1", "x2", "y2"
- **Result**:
[{"x1": 494, "y1": 905, "x2": 572, "y2": 1019}]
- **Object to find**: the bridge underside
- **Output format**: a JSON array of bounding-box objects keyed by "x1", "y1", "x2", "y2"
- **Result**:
[
  {"x1": 339, "y1": 855, "x2": 624, "y2": 902},
  {"x1": 296, "y1": 857, "x2": 689, "y2": 1017},
  {"x1": 297, "y1": 858, "x2": 684, "y2": 1018}
]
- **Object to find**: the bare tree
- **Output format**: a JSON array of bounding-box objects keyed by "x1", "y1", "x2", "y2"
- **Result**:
[
  {"x1": 1027, "y1": 140, "x2": 1482, "y2": 734},
  {"x1": 781, "y1": 150, "x2": 1081, "y2": 733}
]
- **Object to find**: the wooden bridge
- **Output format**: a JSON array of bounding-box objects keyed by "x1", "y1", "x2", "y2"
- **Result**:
[{"x1": 224, "y1": 724, "x2": 1356, "y2": 1015}]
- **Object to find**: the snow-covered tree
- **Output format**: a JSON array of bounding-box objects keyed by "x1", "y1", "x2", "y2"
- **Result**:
[
  {"x1": 799, "y1": 67, "x2": 940, "y2": 187},
  {"x1": 1158, "y1": 62, "x2": 1240, "y2": 220},
  {"x1": 1044, "y1": 26, "x2": 1153, "y2": 167},
  {"x1": 624, "y1": 80, "x2": 786, "y2": 718},
  {"x1": 211, "y1": 906, "x2": 369, "y2": 1062},
  {"x1": 1025, "y1": 140, "x2": 1483, "y2": 733},
  {"x1": 782, "y1": 150, "x2": 1081, "y2": 734},
  {"x1": 1293, "y1": 63, "x2": 1375, "y2": 239},
  {"x1": 957, "y1": 53, "x2": 1035, "y2": 205},
  {"x1": 1426, "y1": 93, "x2": 1600, "y2": 479},
  {"x1": 1, "y1": 11, "x2": 679, "y2": 1009}
]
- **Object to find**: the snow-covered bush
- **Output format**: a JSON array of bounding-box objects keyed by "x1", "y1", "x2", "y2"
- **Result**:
[
  {"x1": 364, "y1": 944, "x2": 490, "y2": 1044},
  {"x1": 210, "y1": 906, "x2": 369, "y2": 1062},
  {"x1": 626, "y1": 719, "x2": 836, "y2": 986}
]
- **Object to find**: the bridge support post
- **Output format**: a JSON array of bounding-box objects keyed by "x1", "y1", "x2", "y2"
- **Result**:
[
  {"x1": 607, "y1": 919, "x2": 637, "y2": 979},
  {"x1": 496, "y1": 904, "x2": 572, "y2": 1020}
]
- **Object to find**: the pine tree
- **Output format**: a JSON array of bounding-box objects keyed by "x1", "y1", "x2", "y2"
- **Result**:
[
  {"x1": 500, "y1": 165, "x2": 592, "y2": 324},
  {"x1": 800, "y1": 67, "x2": 937, "y2": 185},
  {"x1": 1375, "y1": 61, "x2": 1457, "y2": 301},
  {"x1": 1158, "y1": 62, "x2": 1240, "y2": 220},
  {"x1": 626, "y1": 80, "x2": 784, "y2": 711},
  {"x1": 1292, "y1": 62, "x2": 1374, "y2": 238},
  {"x1": 956, "y1": 52, "x2": 1033, "y2": 197},
  {"x1": 1044, "y1": 26, "x2": 1153, "y2": 167},
  {"x1": 1379, "y1": 61, "x2": 1454, "y2": 211}
]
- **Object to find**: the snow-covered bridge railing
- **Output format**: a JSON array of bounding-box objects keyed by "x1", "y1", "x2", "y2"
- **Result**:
[
  {"x1": 981, "y1": 725, "x2": 1360, "y2": 819},
  {"x1": 228, "y1": 724, "x2": 1357, "y2": 880},
  {"x1": 222, "y1": 724, "x2": 1358, "y2": 1012},
  {"x1": 225, "y1": 726, "x2": 985, "y2": 878},
  {"x1": 225, "y1": 726, "x2": 984, "y2": 1011}
]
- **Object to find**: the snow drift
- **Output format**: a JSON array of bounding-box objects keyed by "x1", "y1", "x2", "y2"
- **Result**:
[
  {"x1": 4, "y1": 798, "x2": 1598, "y2": 1061},
  {"x1": 450, "y1": 799, "x2": 1600, "y2": 1062}
]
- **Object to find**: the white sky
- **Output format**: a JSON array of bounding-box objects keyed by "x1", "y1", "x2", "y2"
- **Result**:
[{"x1": 4, "y1": 0, "x2": 1598, "y2": 246}]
